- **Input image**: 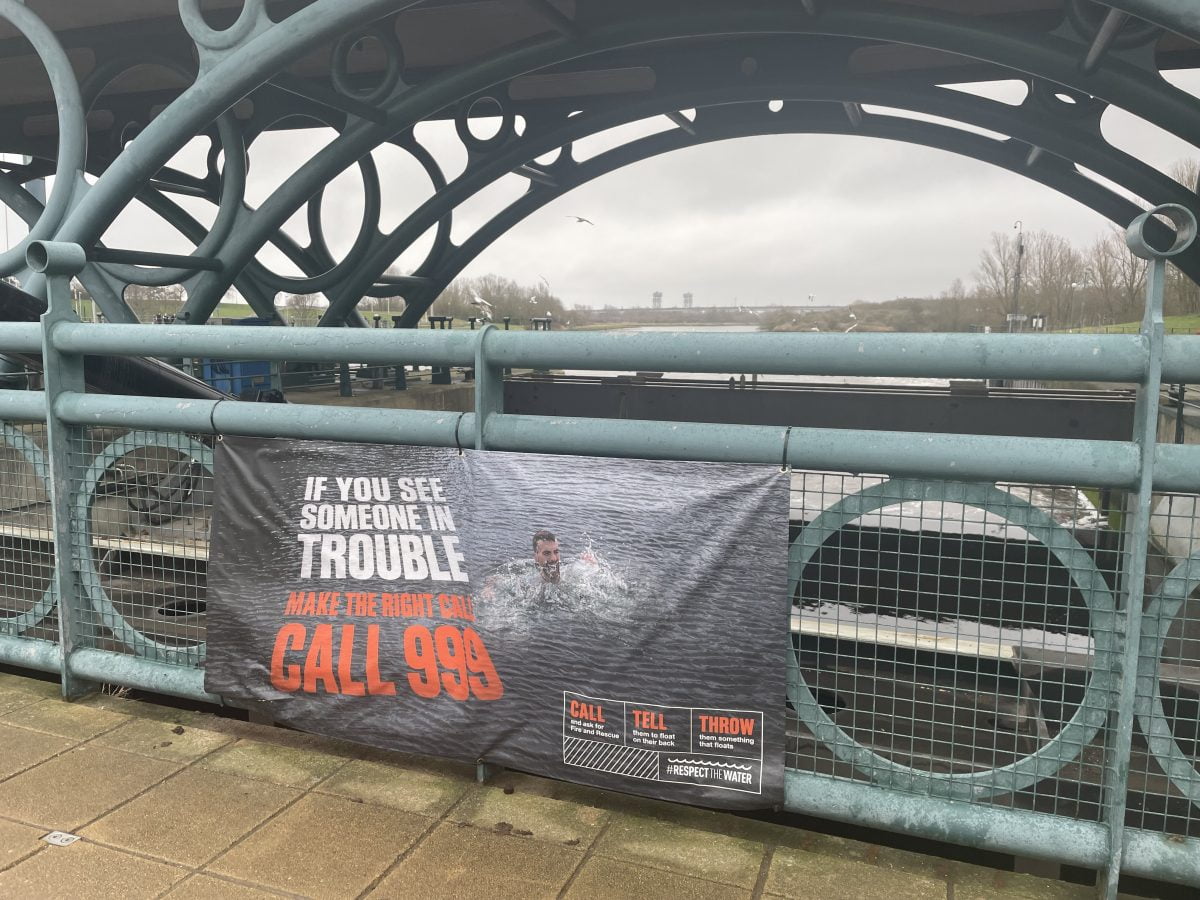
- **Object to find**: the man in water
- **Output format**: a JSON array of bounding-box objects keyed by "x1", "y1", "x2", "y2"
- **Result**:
[{"x1": 532, "y1": 529, "x2": 562, "y2": 584}]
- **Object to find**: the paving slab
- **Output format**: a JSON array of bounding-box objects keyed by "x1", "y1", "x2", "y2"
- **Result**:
[
  {"x1": 0, "y1": 672, "x2": 60, "y2": 698},
  {"x1": 0, "y1": 840, "x2": 185, "y2": 899},
  {"x1": 0, "y1": 696, "x2": 128, "y2": 740},
  {"x1": 368, "y1": 821, "x2": 583, "y2": 900},
  {"x1": 316, "y1": 758, "x2": 471, "y2": 817},
  {"x1": 0, "y1": 744, "x2": 180, "y2": 831},
  {"x1": 594, "y1": 812, "x2": 767, "y2": 889},
  {"x1": 208, "y1": 791, "x2": 430, "y2": 898},
  {"x1": 949, "y1": 864, "x2": 1094, "y2": 900},
  {"x1": 93, "y1": 716, "x2": 235, "y2": 763},
  {"x1": 198, "y1": 738, "x2": 348, "y2": 788},
  {"x1": 565, "y1": 855, "x2": 752, "y2": 900},
  {"x1": 501, "y1": 771, "x2": 792, "y2": 846},
  {"x1": 0, "y1": 681, "x2": 58, "y2": 716},
  {"x1": 81, "y1": 766, "x2": 301, "y2": 866},
  {"x1": 765, "y1": 845, "x2": 948, "y2": 900},
  {"x1": 165, "y1": 873, "x2": 289, "y2": 899},
  {"x1": 450, "y1": 785, "x2": 611, "y2": 846},
  {"x1": 0, "y1": 721, "x2": 74, "y2": 780},
  {"x1": 0, "y1": 818, "x2": 45, "y2": 870},
  {"x1": 0, "y1": 672, "x2": 1133, "y2": 900}
]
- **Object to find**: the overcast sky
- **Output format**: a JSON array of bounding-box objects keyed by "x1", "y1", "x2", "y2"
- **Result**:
[{"x1": 8, "y1": 72, "x2": 1200, "y2": 311}]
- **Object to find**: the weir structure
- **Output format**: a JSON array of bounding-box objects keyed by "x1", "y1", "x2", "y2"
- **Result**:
[{"x1": 1, "y1": 2, "x2": 1200, "y2": 897}]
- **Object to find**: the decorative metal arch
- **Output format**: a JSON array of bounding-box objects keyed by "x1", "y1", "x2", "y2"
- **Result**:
[{"x1": 1, "y1": 0, "x2": 1199, "y2": 328}]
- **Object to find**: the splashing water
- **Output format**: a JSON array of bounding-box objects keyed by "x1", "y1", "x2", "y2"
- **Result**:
[{"x1": 473, "y1": 545, "x2": 638, "y2": 633}]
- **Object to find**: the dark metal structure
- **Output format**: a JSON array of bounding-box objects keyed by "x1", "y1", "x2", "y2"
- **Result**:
[
  {"x1": 2, "y1": 5, "x2": 1200, "y2": 898},
  {"x1": 0, "y1": 1, "x2": 1198, "y2": 329}
]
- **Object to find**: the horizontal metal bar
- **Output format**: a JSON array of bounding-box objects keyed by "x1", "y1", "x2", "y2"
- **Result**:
[
  {"x1": 483, "y1": 331, "x2": 1151, "y2": 381},
  {"x1": 1122, "y1": 828, "x2": 1200, "y2": 887},
  {"x1": 1161, "y1": 335, "x2": 1200, "y2": 382},
  {"x1": 0, "y1": 634, "x2": 60, "y2": 674},
  {"x1": 0, "y1": 389, "x2": 46, "y2": 421},
  {"x1": 87, "y1": 247, "x2": 224, "y2": 272},
  {"x1": 50, "y1": 323, "x2": 478, "y2": 366},
  {"x1": 787, "y1": 774, "x2": 1200, "y2": 887},
  {"x1": 483, "y1": 413, "x2": 1143, "y2": 488},
  {"x1": 68, "y1": 648, "x2": 220, "y2": 704},
  {"x1": 785, "y1": 773, "x2": 1108, "y2": 867},
  {"x1": 0, "y1": 322, "x2": 43, "y2": 353},
  {"x1": 1152, "y1": 443, "x2": 1200, "y2": 492},
  {"x1": 55, "y1": 392, "x2": 471, "y2": 446}
]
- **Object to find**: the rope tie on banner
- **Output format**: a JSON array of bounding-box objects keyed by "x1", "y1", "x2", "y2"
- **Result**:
[
  {"x1": 453, "y1": 411, "x2": 466, "y2": 455},
  {"x1": 780, "y1": 425, "x2": 793, "y2": 472},
  {"x1": 209, "y1": 398, "x2": 227, "y2": 438}
]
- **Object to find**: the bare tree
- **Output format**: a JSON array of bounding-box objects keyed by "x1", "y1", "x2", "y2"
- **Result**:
[
  {"x1": 974, "y1": 231, "x2": 1021, "y2": 318},
  {"x1": 281, "y1": 292, "x2": 322, "y2": 325}
]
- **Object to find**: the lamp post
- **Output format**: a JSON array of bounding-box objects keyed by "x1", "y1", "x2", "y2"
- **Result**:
[{"x1": 1008, "y1": 219, "x2": 1025, "y2": 332}]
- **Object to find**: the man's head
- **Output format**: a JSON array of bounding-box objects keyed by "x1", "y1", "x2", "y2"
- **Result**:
[{"x1": 532, "y1": 529, "x2": 561, "y2": 583}]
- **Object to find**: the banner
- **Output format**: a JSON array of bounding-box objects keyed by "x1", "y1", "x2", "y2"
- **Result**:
[{"x1": 204, "y1": 436, "x2": 789, "y2": 808}]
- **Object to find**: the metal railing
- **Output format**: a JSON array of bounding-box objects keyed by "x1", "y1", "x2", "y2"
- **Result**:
[{"x1": 2, "y1": 217, "x2": 1200, "y2": 896}]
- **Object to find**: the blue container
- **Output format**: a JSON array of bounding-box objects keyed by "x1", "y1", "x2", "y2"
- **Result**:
[{"x1": 200, "y1": 317, "x2": 273, "y2": 396}]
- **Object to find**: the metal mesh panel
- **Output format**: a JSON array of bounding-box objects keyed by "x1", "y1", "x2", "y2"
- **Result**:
[
  {"x1": 66, "y1": 426, "x2": 213, "y2": 666},
  {"x1": 786, "y1": 471, "x2": 1121, "y2": 823},
  {"x1": 1129, "y1": 489, "x2": 1200, "y2": 838},
  {"x1": 0, "y1": 418, "x2": 57, "y2": 644}
]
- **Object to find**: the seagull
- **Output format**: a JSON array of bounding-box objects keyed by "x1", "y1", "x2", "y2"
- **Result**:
[
  {"x1": 566, "y1": 215, "x2": 595, "y2": 225},
  {"x1": 470, "y1": 293, "x2": 494, "y2": 317}
]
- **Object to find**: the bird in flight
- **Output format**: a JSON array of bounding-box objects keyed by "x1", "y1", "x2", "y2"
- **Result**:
[
  {"x1": 566, "y1": 215, "x2": 595, "y2": 225},
  {"x1": 470, "y1": 293, "x2": 494, "y2": 319}
]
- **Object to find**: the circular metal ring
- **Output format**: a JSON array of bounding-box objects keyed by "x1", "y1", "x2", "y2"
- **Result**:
[
  {"x1": 0, "y1": 424, "x2": 56, "y2": 635},
  {"x1": 455, "y1": 96, "x2": 515, "y2": 153},
  {"x1": 78, "y1": 431, "x2": 212, "y2": 666},
  {"x1": 1135, "y1": 552, "x2": 1200, "y2": 808},
  {"x1": 0, "y1": 0, "x2": 87, "y2": 276},
  {"x1": 331, "y1": 26, "x2": 404, "y2": 105},
  {"x1": 1125, "y1": 203, "x2": 1197, "y2": 261},
  {"x1": 78, "y1": 55, "x2": 249, "y2": 287},
  {"x1": 787, "y1": 478, "x2": 1118, "y2": 800},
  {"x1": 179, "y1": 0, "x2": 266, "y2": 52}
]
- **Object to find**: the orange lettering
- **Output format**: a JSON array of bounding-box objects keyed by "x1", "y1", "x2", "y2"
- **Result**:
[
  {"x1": 270, "y1": 623, "x2": 306, "y2": 691},
  {"x1": 303, "y1": 623, "x2": 338, "y2": 693},
  {"x1": 337, "y1": 624, "x2": 366, "y2": 696},
  {"x1": 365, "y1": 625, "x2": 396, "y2": 695}
]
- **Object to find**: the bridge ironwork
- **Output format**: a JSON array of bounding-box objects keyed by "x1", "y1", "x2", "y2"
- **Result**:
[{"x1": 1, "y1": 3, "x2": 1200, "y2": 897}]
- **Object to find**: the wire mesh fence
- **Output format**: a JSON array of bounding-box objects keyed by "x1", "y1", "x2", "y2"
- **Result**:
[
  {"x1": 2, "y1": 393, "x2": 1199, "y2": 875},
  {"x1": 784, "y1": 470, "x2": 1200, "y2": 838},
  {"x1": 64, "y1": 426, "x2": 213, "y2": 666},
  {"x1": 0, "y1": 418, "x2": 56, "y2": 644}
]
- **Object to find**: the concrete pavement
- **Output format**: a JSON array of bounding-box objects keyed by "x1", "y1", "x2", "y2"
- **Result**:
[{"x1": 0, "y1": 670, "x2": 1096, "y2": 899}]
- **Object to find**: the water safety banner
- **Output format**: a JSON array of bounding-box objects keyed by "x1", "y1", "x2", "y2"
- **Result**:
[{"x1": 204, "y1": 436, "x2": 789, "y2": 809}]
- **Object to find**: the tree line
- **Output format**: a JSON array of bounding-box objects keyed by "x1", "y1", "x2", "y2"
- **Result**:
[{"x1": 767, "y1": 159, "x2": 1200, "y2": 333}]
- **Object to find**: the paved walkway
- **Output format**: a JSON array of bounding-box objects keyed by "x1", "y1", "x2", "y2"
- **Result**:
[{"x1": 0, "y1": 670, "x2": 1094, "y2": 900}]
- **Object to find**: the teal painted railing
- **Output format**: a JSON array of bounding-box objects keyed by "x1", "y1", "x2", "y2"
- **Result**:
[{"x1": 2, "y1": 226, "x2": 1200, "y2": 895}]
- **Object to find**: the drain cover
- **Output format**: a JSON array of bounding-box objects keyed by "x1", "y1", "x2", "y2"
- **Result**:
[{"x1": 42, "y1": 831, "x2": 80, "y2": 846}]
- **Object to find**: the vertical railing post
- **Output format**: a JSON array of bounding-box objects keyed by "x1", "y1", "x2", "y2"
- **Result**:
[
  {"x1": 27, "y1": 240, "x2": 94, "y2": 699},
  {"x1": 1096, "y1": 205, "x2": 1196, "y2": 899},
  {"x1": 474, "y1": 323, "x2": 501, "y2": 449}
]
